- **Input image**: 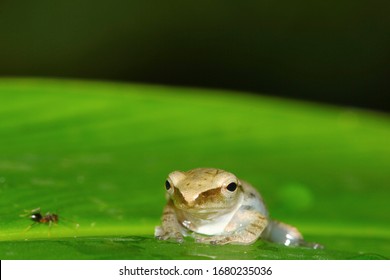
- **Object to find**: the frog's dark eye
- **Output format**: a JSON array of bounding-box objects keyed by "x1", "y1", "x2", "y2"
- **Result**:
[
  {"x1": 165, "y1": 180, "x2": 171, "y2": 190},
  {"x1": 226, "y1": 182, "x2": 237, "y2": 192}
]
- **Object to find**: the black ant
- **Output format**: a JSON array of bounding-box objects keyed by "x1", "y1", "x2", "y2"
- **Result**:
[
  {"x1": 28, "y1": 208, "x2": 59, "y2": 225},
  {"x1": 21, "y1": 207, "x2": 78, "y2": 236}
]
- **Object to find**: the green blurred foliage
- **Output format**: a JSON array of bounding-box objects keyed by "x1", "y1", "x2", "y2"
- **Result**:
[{"x1": 0, "y1": 78, "x2": 389, "y2": 259}]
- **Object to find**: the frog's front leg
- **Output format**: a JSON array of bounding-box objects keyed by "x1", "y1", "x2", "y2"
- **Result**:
[
  {"x1": 196, "y1": 208, "x2": 268, "y2": 245},
  {"x1": 155, "y1": 202, "x2": 184, "y2": 243}
]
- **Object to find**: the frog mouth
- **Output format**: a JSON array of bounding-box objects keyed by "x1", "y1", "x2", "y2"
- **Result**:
[
  {"x1": 181, "y1": 207, "x2": 232, "y2": 219},
  {"x1": 174, "y1": 199, "x2": 236, "y2": 215}
]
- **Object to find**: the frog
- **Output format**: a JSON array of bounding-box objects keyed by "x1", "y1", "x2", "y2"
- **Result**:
[{"x1": 155, "y1": 168, "x2": 321, "y2": 247}]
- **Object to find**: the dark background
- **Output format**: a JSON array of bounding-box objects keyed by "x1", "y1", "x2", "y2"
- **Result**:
[{"x1": 1, "y1": 0, "x2": 389, "y2": 111}]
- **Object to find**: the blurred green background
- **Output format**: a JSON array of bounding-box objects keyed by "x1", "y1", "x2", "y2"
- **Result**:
[{"x1": 0, "y1": 0, "x2": 389, "y2": 111}]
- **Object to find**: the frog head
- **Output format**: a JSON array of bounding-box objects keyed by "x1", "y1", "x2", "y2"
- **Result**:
[{"x1": 164, "y1": 168, "x2": 243, "y2": 216}]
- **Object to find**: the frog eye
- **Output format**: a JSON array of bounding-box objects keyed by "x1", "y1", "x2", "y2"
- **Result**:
[
  {"x1": 165, "y1": 179, "x2": 175, "y2": 196},
  {"x1": 226, "y1": 182, "x2": 237, "y2": 192},
  {"x1": 165, "y1": 180, "x2": 171, "y2": 190}
]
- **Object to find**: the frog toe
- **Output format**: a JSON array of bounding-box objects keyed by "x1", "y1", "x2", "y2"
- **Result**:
[
  {"x1": 157, "y1": 232, "x2": 184, "y2": 243},
  {"x1": 174, "y1": 233, "x2": 184, "y2": 243}
]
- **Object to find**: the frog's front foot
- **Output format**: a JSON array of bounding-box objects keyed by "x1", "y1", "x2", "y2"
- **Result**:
[{"x1": 154, "y1": 226, "x2": 184, "y2": 243}]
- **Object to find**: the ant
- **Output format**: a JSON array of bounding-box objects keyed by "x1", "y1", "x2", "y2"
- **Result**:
[
  {"x1": 21, "y1": 207, "x2": 78, "y2": 236},
  {"x1": 28, "y1": 208, "x2": 59, "y2": 225}
]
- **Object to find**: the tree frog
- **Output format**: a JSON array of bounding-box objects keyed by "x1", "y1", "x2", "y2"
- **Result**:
[{"x1": 155, "y1": 168, "x2": 321, "y2": 247}]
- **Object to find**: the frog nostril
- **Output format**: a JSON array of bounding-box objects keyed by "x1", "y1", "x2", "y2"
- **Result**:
[{"x1": 226, "y1": 182, "x2": 237, "y2": 192}]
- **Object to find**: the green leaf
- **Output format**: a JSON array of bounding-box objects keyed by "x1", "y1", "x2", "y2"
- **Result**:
[{"x1": 0, "y1": 78, "x2": 389, "y2": 259}]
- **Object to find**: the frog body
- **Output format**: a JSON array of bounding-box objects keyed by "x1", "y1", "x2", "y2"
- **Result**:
[{"x1": 155, "y1": 168, "x2": 318, "y2": 246}]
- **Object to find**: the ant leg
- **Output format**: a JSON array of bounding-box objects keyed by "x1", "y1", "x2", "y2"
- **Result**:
[
  {"x1": 60, "y1": 216, "x2": 80, "y2": 235},
  {"x1": 31, "y1": 207, "x2": 41, "y2": 214},
  {"x1": 24, "y1": 222, "x2": 37, "y2": 233},
  {"x1": 48, "y1": 221, "x2": 52, "y2": 237},
  {"x1": 21, "y1": 222, "x2": 37, "y2": 238}
]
